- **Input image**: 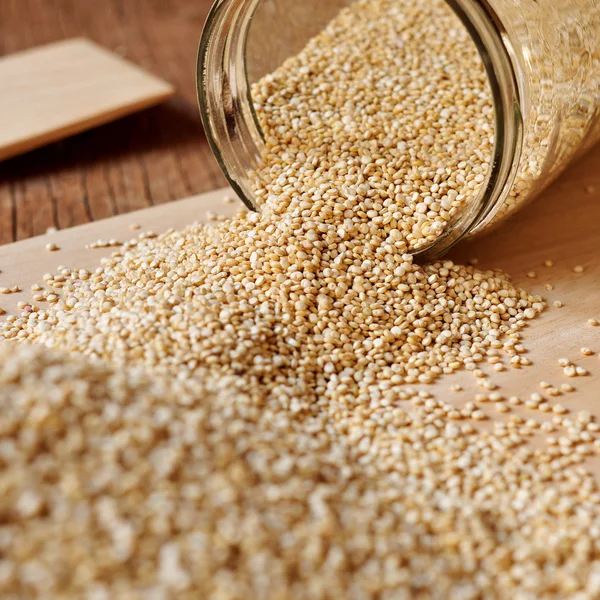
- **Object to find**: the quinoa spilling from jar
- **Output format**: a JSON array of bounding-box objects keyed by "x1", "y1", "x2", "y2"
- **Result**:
[
  {"x1": 4, "y1": 0, "x2": 600, "y2": 598},
  {"x1": 250, "y1": 0, "x2": 494, "y2": 251}
]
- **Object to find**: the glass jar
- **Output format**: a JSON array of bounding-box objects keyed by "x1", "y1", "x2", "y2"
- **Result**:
[{"x1": 197, "y1": 0, "x2": 600, "y2": 258}]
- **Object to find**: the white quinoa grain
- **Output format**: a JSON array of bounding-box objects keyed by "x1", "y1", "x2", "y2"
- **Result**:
[{"x1": 0, "y1": 0, "x2": 588, "y2": 596}]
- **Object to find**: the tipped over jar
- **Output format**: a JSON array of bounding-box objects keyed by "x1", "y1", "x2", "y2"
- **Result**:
[{"x1": 197, "y1": 0, "x2": 600, "y2": 258}]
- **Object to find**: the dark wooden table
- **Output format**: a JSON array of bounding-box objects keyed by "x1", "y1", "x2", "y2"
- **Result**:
[{"x1": 0, "y1": 0, "x2": 226, "y2": 245}]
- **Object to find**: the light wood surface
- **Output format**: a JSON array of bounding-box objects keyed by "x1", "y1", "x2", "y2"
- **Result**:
[
  {"x1": 0, "y1": 146, "x2": 599, "y2": 469},
  {"x1": 0, "y1": 38, "x2": 174, "y2": 161}
]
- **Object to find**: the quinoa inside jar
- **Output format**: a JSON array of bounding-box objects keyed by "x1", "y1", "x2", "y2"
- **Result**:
[{"x1": 198, "y1": 0, "x2": 600, "y2": 257}]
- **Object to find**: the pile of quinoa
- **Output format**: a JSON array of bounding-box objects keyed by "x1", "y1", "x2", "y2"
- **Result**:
[
  {"x1": 2, "y1": 0, "x2": 600, "y2": 597},
  {"x1": 2, "y1": 342, "x2": 600, "y2": 599}
]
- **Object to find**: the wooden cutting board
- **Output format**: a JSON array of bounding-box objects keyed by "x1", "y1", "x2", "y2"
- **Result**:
[
  {"x1": 0, "y1": 38, "x2": 174, "y2": 161},
  {"x1": 0, "y1": 146, "x2": 599, "y2": 469}
]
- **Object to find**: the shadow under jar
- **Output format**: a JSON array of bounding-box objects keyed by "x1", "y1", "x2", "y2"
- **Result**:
[{"x1": 197, "y1": 0, "x2": 600, "y2": 259}]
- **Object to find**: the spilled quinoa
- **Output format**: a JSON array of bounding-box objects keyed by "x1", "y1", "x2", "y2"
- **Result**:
[{"x1": 3, "y1": 0, "x2": 600, "y2": 597}]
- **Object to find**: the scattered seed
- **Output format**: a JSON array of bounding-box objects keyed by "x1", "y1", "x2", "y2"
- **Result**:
[{"x1": 0, "y1": 1, "x2": 590, "y2": 597}]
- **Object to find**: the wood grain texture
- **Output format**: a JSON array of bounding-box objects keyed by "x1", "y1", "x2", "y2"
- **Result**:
[
  {"x1": 0, "y1": 0, "x2": 226, "y2": 245},
  {"x1": 0, "y1": 38, "x2": 174, "y2": 161}
]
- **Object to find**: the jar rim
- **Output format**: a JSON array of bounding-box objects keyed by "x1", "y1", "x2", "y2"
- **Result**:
[
  {"x1": 197, "y1": 0, "x2": 524, "y2": 259},
  {"x1": 415, "y1": 0, "x2": 524, "y2": 260},
  {"x1": 197, "y1": 0, "x2": 265, "y2": 211}
]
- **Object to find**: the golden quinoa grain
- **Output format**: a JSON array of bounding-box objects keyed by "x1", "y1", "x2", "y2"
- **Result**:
[{"x1": 3, "y1": 0, "x2": 593, "y2": 596}]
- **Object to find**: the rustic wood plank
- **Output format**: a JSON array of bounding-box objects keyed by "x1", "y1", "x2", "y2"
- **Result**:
[
  {"x1": 0, "y1": 38, "x2": 175, "y2": 161},
  {"x1": 0, "y1": 0, "x2": 226, "y2": 244}
]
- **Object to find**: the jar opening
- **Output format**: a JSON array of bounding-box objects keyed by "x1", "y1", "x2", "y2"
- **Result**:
[{"x1": 198, "y1": 0, "x2": 523, "y2": 258}]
